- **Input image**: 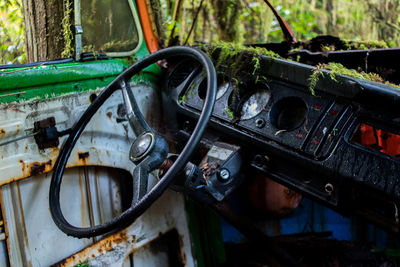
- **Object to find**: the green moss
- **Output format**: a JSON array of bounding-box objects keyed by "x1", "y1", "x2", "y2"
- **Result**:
[
  {"x1": 126, "y1": 55, "x2": 138, "y2": 66},
  {"x1": 252, "y1": 56, "x2": 260, "y2": 75},
  {"x1": 200, "y1": 41, "x2": 279, "y2": 75},
  {"x1": 308, "y1": 62, "x2": 400, "y2": 95},
  {"x1": 179, "y1": 95, "x2": 186, "y2": 104},
  {"x1": 74, "y1": 263, "x2": 91, "y2": 267},
  {"x1": 61, "y1": 0, "x2": 74, "y2": 58},
  {"x1": 225, "y1": 107, "x2": 234, "y2": 119},
  {"x1": 308, "y1": 64, "x2": 324, "y2": 95},
  {"x1": 187, "y1": 82, "x2": 197, "y2": 96},
  {"x1": 344, "y1": 39, "x2": 389, "y2": 50}
]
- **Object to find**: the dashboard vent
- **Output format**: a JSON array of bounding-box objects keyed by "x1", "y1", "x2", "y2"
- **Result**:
[{"x1": 168, "y1": 60, "x2": 197, "y2": 89}]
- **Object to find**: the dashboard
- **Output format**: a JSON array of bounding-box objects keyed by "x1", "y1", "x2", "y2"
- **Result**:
[{"x1": 163, "y1": 54, "x2": 400, "y2": 231}]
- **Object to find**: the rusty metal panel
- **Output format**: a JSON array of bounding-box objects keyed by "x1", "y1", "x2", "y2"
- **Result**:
[
  {"x1": 1, "y1": 166, "x2": 197, "y2": 267},
  {"x1": 1, "y1": 169, "x2": 93, "y2": 266},
  {"x1": 0, "y1": 85, "x2": 196, "y2": 266},
  {"x1": 0, "y1": 89, "x2": 135, "y2": 186},
  {"x1": 57, "y1": 190, "x2": 194, "y2": 267}
]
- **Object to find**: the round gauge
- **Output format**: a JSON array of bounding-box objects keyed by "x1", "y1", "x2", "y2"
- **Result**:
[
  {"x1": 198, "y1": 79, "x2": 229, "y2": 100},
  {"x1": 216, "y1": 82, "x2": 229, "y2": 99},
  {"x1": 240, "y1": 89, "x2": 270, "y2": 120}
]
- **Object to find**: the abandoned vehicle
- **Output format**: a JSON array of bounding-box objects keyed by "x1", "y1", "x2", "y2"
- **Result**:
[{"x1": 0, "y1": 0, "x2": 399, "y2": 266}]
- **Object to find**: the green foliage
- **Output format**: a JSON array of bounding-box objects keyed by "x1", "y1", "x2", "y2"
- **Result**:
[
  {"x1": 157, "y1": 0, "x2": 400, "y2": 47},
  {"x1": 268, "y1": 5, "x2": 322, "y2": 42},
  {"x1": 2, "y1": 0, "x2": 400, "y2": 64},
  {"x1": 0, "y1": 0, "x2": 26, "y2": 64}
]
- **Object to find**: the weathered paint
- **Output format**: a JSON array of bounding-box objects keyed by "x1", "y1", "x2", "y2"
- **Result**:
[
  {"x1": 0, "y1": 78, "x2": 196, "y2": 266},
  {"x1": 0, "y1": 88, "x2": 136, "y2": 186},
  {"x1": 56, "y1": 230, "x2": 133, "y2": 266},
  {"x1": 57, "y1": 190, "x2": 195, "y2": 267},
  {"x1": 1, "y1": 168, "x2": 195, "y2": 267},
  {"x1": 0, "y1": 1, "x2": 194, "y2": 266}
]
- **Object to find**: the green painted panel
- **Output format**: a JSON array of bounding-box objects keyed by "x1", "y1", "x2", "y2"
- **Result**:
[{"x1": 0, "y1": 60, "x2": 127, "y2": 91}]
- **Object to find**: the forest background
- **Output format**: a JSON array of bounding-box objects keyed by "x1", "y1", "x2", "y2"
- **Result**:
[{"x1": 1, "y1": 0, "x2": 400, "y2": 64}]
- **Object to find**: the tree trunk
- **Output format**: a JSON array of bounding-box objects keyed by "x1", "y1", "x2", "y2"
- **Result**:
[
  {"x1": 325, "y1": 0, "x2": 334, "y2": 35},
  {"x1": 22, "y1": 0, "x2": 66, "y2": 62},
  {"x1": 211, "y1": 0, "x2": 242, "y2": 42}
]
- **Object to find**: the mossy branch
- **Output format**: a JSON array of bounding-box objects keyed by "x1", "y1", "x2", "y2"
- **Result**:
[{"x1": 61, "y1": 0, "x2": 74, "y2": 58}]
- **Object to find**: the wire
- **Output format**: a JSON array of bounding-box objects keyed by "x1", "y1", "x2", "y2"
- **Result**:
[
  {"x1": 0, "y1": 131, "x2": 38, "y2": 147},
  {"x1": 0, "y1": 127, "x2": 72, "y2": 147}
]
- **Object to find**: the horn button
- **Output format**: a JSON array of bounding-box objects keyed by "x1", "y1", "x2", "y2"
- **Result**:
[{"x1": 130, "y1": 132, "x2": 155, "y2": 162}]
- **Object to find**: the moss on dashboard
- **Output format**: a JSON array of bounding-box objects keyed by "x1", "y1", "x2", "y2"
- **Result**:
[
  {"x1": 200, "y1": 41, "x2": 279, "y2": 79},
  {"x1": 308, "y1": 62, "x2": 400, "y2": 95}
]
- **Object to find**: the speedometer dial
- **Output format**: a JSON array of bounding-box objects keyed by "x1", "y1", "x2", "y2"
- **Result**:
[{"x1": 240, "y1": 89, "x2": 270, "y2": 120}]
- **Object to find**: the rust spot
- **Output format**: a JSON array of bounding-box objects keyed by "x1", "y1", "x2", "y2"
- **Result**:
[
  {"x1": 78, "y1": 152, "x2": 90, "y2": 164},
  {"x1": 0, "y1": 129, "x2": 5, "y2": 135},
  {"x1": 106, "y1": 112, "x2": 112, "y2": 119},
  {"x1": 178, "y1": 233, "x2": 187, "y2": 266},
  {"x1": 57, "y1": 230, "x2": 133, "y2": 266},
  {"x1": 29, "y1": 160, "x2": 52, "y2": 176},
  {"x1": 78, "y1": 172, "x2": 87, "y2": 227},
  {"x1": 19, "y1": 160, "x2": 26, "y2": 173},
  {"x1": 78, "y1": 152, "x2": 89, "y2": 160}
]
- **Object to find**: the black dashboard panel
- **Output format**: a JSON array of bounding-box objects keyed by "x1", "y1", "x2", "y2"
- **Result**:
[
  {"x1": 183, "y1": 76, "x2": 354, "y2": 160},
  {"x1": 163, "y1": 54, "x2": 400, "y2": 229}
]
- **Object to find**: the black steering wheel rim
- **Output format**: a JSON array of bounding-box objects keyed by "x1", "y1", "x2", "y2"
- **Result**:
[{"x1": 49, "y1": 46, "x2": 217, "y2": 238}]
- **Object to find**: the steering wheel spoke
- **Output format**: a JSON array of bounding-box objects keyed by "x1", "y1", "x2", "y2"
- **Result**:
[{"x1": 119, "y1": 79, "x2": 151, "y2": 137}]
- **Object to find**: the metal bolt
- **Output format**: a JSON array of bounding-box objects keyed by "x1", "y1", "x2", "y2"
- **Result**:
[
  {"x1": 219, "y1": 168, "x2": 230, "y2": 182},
  {"x1": 325, "y1": 183, "x2": 334, "y2": 194},
  {"x1": 255, "y1": 118, "x2": 265, "y2": 128}
]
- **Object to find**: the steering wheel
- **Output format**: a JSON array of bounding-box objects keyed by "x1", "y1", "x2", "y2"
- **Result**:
[{"x1": 49, "y1": 46, "x2": 217, "y2": 238}]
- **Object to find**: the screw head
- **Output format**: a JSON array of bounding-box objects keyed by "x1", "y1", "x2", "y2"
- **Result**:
[
  {"x1": 255, "y1": 118, "x2": 265, "y2": 128},
  {"x1": 219, "y1": 168, "x2": 230, "y2": 182}
]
